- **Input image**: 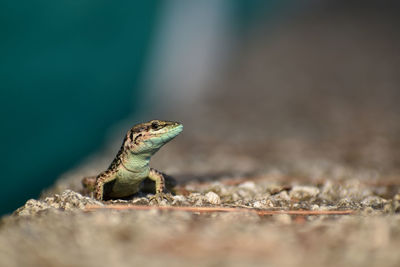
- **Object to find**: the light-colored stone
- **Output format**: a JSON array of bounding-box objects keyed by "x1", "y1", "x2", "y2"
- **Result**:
[{"x1": 205, "y1": 191, "x2": 221, "y2": 205}]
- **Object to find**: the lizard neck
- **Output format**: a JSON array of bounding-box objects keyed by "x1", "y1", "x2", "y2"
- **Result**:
[{"x1": 122, "y1": 150, "x2": 155, "y2": 173}]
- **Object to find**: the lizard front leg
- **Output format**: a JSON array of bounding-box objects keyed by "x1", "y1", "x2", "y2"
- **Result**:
[
  {"x1": 95, "y1": 171, "x2": 117, "y2": 200},
  {"x1": 147, "y1": 168, "x2": 173, "y2": 202}
]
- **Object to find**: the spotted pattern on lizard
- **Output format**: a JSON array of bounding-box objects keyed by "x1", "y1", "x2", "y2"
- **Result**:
[{"x1": 82, "y1": 120, "x2": 183, "y2": 202}]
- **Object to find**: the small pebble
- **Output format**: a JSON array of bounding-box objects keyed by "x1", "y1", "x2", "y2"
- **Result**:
[
  {"x1": 252, "y1": 201, "x2": 265, "y2": 209},
  {"x1": 289, "y1": 186, "x2": 320, "y2": 199},
  {"x1": 361, "y1": 196, "x2": 386, "y2": 209},
  {"x1": 273, "y1": 191, "x2": 291, "y2": 201},
  {"x1": 238, "y1": 181, "x2": 257, "y2": 191},
  {"x1": 173, "y1": 195, "x2": 186, "y2": 202},
  {"x1": 205, "y1": 191, "x2": 221, "y2": 205}
]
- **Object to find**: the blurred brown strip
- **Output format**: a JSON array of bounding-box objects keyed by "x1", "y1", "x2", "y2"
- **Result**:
[{"x1": 85, "y1": 204, "x2": 355, "y2": 215}]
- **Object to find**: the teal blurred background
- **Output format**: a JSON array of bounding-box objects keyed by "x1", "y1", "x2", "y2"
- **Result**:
[
  {"x1": 0, "y1": 1, "x2": 162, "y2": 214},
  {"x1": 2, "y1": 0, "x2": 400, "y2": 215},
  {"x1": 0, "y1": 0, "x2": 279, "y2": 214}
]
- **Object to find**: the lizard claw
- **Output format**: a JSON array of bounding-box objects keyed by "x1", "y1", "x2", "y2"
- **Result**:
[{"x1": 149, "y1": 192, "x2": 174, "y2": 204}]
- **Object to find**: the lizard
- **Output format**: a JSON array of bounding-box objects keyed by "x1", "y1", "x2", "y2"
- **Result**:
[{"x1": 81, "y1": 119, "x2": 183, "y2": 202}]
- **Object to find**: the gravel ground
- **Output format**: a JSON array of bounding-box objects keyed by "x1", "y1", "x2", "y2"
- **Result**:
[{"x1": 2, "y1": 176, "x2": 400, "y2": 267}]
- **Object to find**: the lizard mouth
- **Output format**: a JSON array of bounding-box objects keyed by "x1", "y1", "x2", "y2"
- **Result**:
[
  {"x1": 140, "y1": 123, "x2": 182, "y2": 150},
  {"x1": 164, "y1": 124, "x2": 183, "y2": 139},
  {"x1": 170, "y1": 124, "x2": 183, "y2": 134},
  {"x1": 155, "y1": 123, "x2": 183, "y2": 142}
]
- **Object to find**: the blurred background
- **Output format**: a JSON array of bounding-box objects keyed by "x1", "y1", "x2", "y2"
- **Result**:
[{"x1": 1, "y1": 0, "x2": 400, "y2": 215}]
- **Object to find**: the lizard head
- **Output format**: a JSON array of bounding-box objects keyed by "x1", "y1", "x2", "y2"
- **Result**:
[{"x1": 125, "y1": 120, "x2": 183, "y2": 154}]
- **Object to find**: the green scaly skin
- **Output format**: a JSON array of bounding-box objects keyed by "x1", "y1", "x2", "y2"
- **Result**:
[{"x1": 82, "y1": 120, "x2": 183, "y2": 202}]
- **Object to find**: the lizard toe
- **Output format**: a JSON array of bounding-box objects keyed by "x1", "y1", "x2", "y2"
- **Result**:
[{"x1": 149, "y1": 192, "x2": 173, "y2": 204}]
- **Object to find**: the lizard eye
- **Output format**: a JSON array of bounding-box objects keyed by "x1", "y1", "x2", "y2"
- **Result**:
[{"x1": 151, "y1": 122, "x2": 160, "y2": 130}]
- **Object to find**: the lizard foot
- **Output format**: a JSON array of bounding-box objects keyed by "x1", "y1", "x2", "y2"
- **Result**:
[{"x1": 148, "y1": 192, "x2": 174, "y2": 204}]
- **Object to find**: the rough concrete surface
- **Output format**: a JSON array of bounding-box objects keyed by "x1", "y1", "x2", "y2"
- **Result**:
[{"x1": 2, "y1": 177, "x2": 400, "y2": 267}]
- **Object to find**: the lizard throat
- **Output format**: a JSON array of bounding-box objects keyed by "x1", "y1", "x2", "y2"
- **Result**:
[
  {"x1": 121, "y1": 161, "x2": 146, "y2": 173},
  {"x1": 120, "y1": 152, "x2": 151, "y2": 173}
]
